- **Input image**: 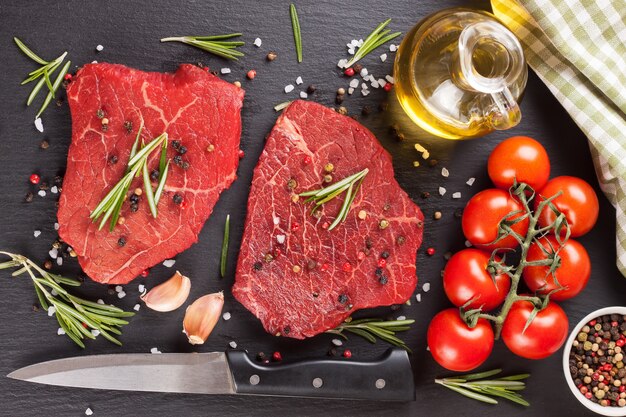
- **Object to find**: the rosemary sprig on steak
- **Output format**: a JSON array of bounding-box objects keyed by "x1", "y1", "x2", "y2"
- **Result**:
[
  {"x1": 160, "y1": 33, "x2": 244, "y2": 60},
  {"x1": 90, "y1": 126, "x2": 169, "y2": 231},
  {"x1": 327, "y1": 317, "x2": 414, "y2": 352},
  {"x1": 0, "y1": 252, "x2": 134, "y2": 348},
  {"x1": 345, "y1": 19, "x2": 401, "y2": 68},
  {"x1": 299, "y1": 168, "x2": 369, "y2": 231},
  {"x1": 14, "y1": 37, "x2": 71, "y2": 118}
]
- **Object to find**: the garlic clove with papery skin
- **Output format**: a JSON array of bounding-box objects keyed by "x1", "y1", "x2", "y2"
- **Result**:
[
  {"x1": 183, "y1": 292, "x2": 224, "y2": 345},
  {"x1": 140, "y1": 271, "x2": 191, "y2": 312}
]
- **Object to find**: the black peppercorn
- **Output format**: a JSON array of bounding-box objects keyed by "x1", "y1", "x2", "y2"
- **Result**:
[
  {"x1": 173, "y1": 193, "x2": 183, "y2": 205},
  {"x1": 379, "y1": 275, "x2": 388, "y2": 284},
  {"x1": 118, "y1": 237, "x2": 127, "y2": 247},
  {"x1": 380, "y1": 251, "x2": 390, "y2": 259},
  {"x1": 253, "y1": 261, "x2": 263, "y2": 271},
  {"x1": 130, "y1": 203, "x2": 139, "y2": 212},
  {"x1": 108, "y1": 155, "x2": 118, "y2": 164},
  {"x1": 172, "y1": 140, "x2": 181, "y2": 150},
  {"x1": 130, "y1": 194, "x2": 139, "y2": 204},
  {"x1": 179, "y1": 146, "x2": 187, "y2": 155},
  {"x1": 338, "y1": 294, "x2": 348, "y2": 304},
  {"x1": 150, "y1": 169, "x2": 160, "y2": 181},
  {"x1": 173, "y1": 155, "x2": 183, "y2": 166}
]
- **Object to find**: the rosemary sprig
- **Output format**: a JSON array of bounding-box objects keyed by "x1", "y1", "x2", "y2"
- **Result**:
[
  {"x1": 0, "y1": 252, "x2": 134, "y2": 348},
  {"x1": 90, "y1": 127, "x2": 169, "y2": 231},
  {"x1": 290, "y1": 4, "x2": 303, "y2": 63},
  {"x1": 299, "y1": 168, "x2": 368, "y2": 231},
  {"x1": 327, "y1": 318, "x2": 414, "y2": 352},
  {"x1": 14, "y1": 37, "x2": 71, "y2": 118},
  {"x1": 220, "y1": 214, "x2": 230, "y2": 278},
  {"x1": 160, "y1": 33, "x2": 244, "y2": 60},
  {"x1": 274, "y1": 101, "x2": 292, "y2": 112},
  {"x1": 346, "y1": 19, "x2": 401, "y2": 67},
  {"x1": 435, "y1": 369, "x2": 530, "y2": 406}
]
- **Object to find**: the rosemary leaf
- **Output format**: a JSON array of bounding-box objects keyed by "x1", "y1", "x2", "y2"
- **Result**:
[
  {"x1": 453, "y1": 368, "x2": 502, "y2": 381},
  {"x1": 154, "y1": 160, "x2": 170, "y2": 204},
  {"x1": 290, "y1": 4, "x2": 303, "y2": 63},
  {"x1": 142, "y1": 160, "x2": 158, "y2": 218},
  {"x1": 161, "y1": 34, "x2": 245, "y2": 60},
  {"x1": 441, "y1": 384, "x2": 499, "y2": 404},
  {"x1": 346, "y1": 19, "x2": 401, "y2": 67},
  {"x1": 274, "y1": 101, "x2": 292, "y2": 112},
  {"x1": 14, "y1": 37, "x2": 49, "y2": 65},
  {"x1": 329, "y1": 318, "x2": 414, "y2": 350},
  {"x1": 35, "y1": 60, "x2": 71, "y2": 118},
  {"x1": 220, "y1": 214, "x2": 230, "y2": 278},
  {"x1": 499, "y1": 373, "x2": 531, "y2": 381}
]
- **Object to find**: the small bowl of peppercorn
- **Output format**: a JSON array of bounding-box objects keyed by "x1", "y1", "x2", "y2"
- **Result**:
[{"x1": 563, "y1": 306, "x2": 626, "y2": 416}]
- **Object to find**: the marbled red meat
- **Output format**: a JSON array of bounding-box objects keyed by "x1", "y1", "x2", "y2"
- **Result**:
[
  {"x1": 233, "y1": 100, "x2": 424, "y2": 339},
  {"x1": 58, "y1": 63, "x2": 244, "y2": 284}
]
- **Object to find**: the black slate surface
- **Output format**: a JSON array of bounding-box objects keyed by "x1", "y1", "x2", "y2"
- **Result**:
[{"x1": 1, "y1": 1, "x2": 625, "y2": 416}]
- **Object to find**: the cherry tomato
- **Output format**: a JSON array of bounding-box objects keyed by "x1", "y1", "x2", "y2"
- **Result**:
[
  {"x1": 522, "y1": 236, "x2": 590, "y2": 301},
  {"x1": 427, "y1": 308, "x2": 494, "y2": 371},
  {"x1": 462, "y1": 189, "x2": 530, "y2": 250},
  {"x1": 501, "y1": 300, "x2": 568, "y2": 359},
  {"x1": 535, "y1": 176, "x2": 599, "y2": 237},
  {"x1": 443, "y1": 249, "x2": 510, "y2": 311},
  {"x1": 488, "y1": 136, "x2": 550, "y2": 191}
]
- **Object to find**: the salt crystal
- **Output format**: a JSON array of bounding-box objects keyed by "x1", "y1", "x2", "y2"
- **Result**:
[
  {"x1": 337, "y1": 59, "x2": 348, "y2": 69},
  {"x1": 49, "y1": 248, "x2": 58, "y2": 259},
  {"x1": 223, "y1": 311, "x2": 231, "y2": 321},
  {"x1": 272, "y1": 216, "x2": 280, "y2": 225},
  {"x1": 51, "y1": 186, "x2": 58, "y2": 194},
  {"x1": 465, "y1": 240, "x2": 472, "y2": 247},
  {"x1": 416, "y1": 293, "x2": 422, "y2": 303},
  {"x1": 96, "y1": 44, "x2": 104, "y2": 52},
  {"x1": 57, "y1": 327, "x2": 65, "y2": 336},
  {"x1": 371, "y1": 80, "x2": 379, "y2": 88},
  {"x1": 359, "y1": 68, "x2": 368, "y2": 77},
  {"x1": 115, "y1": 285, "x2": 123, "y2": 293},
  {"x1": 91, "y1": 60, "x2": 98, "y2": 64},
  {"x1": 378, "y1": 78, "x2": 387, "y2": 87},
  {"x1": 332, "y1": 338, "x2": 343, "y2": 346},
  {"x1": 397, "y1": 315, "x2": 406, "y2": 321},
  {"x1": 299, "y1": 91, "x2": 308, "y2": 99},
  {"x1": 117, "y1": 291, "x2": 126, "y2": 299},
  {"x1": 389, "y1": 44, "x2": 398, "y2": 52},
  {"x1": 348, "y1": 48, "x2": 355, "y2": 55},
  {"x1": 163, "y1": 259, "x2": 176, "y2": 268},
  {"x1": 350, "y1": 39, "x2": 359, "y2": 47},
  {"x1": 276, "y1": 234, "x2": 286, "y2": 244},
  {"x1": 150, "y1": 347, "x2": 162, "y2": 354},
  {"x1": 385, "y1": 75, "x2": 395, "y2": 83},
  {"x1": 253, "y1": 38, "x2": 262, "y2": 47},
  {"x1": 363, "y1": 74, "x2": 372, "y2": 82},
  {"x1": 34, "y1": 118, "x2": 44, "y2": 132},
  {"x1": 357, "y1": 39, "x2": 364, "y2": 47},
  {"x1": 296, "y1": 76, "x2": 303, "y2": 85},
  {"x1": 229, "y1": 341, "x2": 238, "y2": 349},
  {"x1": 361, "y1": 83, "x2": 368, "y2": 90},
  {"x1": 348, "y1": 87, "x2": 354, "y2": 95},
  {"x1": 56, "y1": 257, "x2": 63, "y2": 266},
  {"x1": 97, "y1": 299, "x2": 104, "y2": 305},
  {"x1": 38, "y1": 190, "x2": 46, "y2": 197},
  {"x1": 85, "y1": 408, "x2": 93, "y2": 416},
  {"x1": 466, "y1": 177, "x2": 476, "y2": 186},
  {"x1": 220, "y1": 68, "x2": 231, "y2": 74},
  {"x1": 380, "y1": 53, "x2": 387, "y2": 62},
  {"x1": 452, "y1": 192, "x2": 461, "y2": 199},
  {"x1": 362, "y1": 89, "x2": 370, "y2": 97},
  {"x1": 349, "y1": 79, "x2": 359, "y2": 88},
  {"x1": 91, "y1": 330, "x2": 100, "y2": 337},
  {"x1": 438, "y1": 186, "x2": 446, "y2": 196},
  {"x1": 138, "y1": 284, "x2": 145, "y2": 293},
  {"x1": 54, "y1": 222, "x2": 60, "y2": 230},
  {"x1": 441, "y1": 167, "x2": 449, "y2": 177},
  {"x1": 47, "y1": 306, "x2": 56, "y2": 316},
  {"x1": 33, "y1": 230, "x2": 41, "y2": 238},
  {"x1": 423, "y1": 282, "x2": 431, "y2": 293},
  {"x1": 284, "y1": 84, "x2": 294, "y2": 93},
  {"x1": 51, "y1": 289, "x2": 58, "y2": 296},
  {"x1": 426, "y1": 346, "x2": 430, "y2": 351},
  {"x1": 133, "y1": 304, "x2": 140, "y2": 311}
]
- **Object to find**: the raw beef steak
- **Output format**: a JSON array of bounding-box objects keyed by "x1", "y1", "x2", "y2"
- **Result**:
[
  {"x1": 233, "y1": 100, "x2": 424, "y2": 339},
  {"x1": 58, "y1": 63, "x2": 244, "y2": 284}
]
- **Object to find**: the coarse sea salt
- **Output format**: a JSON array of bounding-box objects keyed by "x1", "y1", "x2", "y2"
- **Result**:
[
  {"x1": 452, "y1": 192, "x2": 461, "y2": 199},
  {"x1": 466, "y1": 177, "x2": 476, "y2": 186},
  {"x1": 349, "y1": 79, "x2": 359, "y2": 88},
  {"x1": 229, "y1": 341, "x2": 238, "y2": 349},
  {"x1": 54, "y1": 222, "x2": 60, "y2": 230},
  {"x1": 150, "y1": 347, "x2": 162, "y2": 354},
  {"x1": 133, "y1": 304, "x2": 140, "y2": 311},
  {"x1": 163, "y1": 259, "x2": 176, "y2": 268},
  {"x1": 389, "y1": 44, "x2": 398, "y2": 52},
  {"x1": 51, "y1": 186, "x2": 58, "y2": 194},
  {"x1": 397, "y1": 315, "x2": 406, "y2": 321},
  {"x1": 47, "y1": 306, "x2": 56, "y2": 316},
  {"x1": 276, "y1": 234, "x2": 286, "y2": 244},
  {"x1": 385, "y1": 75, "x2": 395, "y2": 83},
  {"x1": 97, "y1": 299, "x2": 105, "y2": 305},
  {"x1": 34, "y1": 118, "x2": 44, "y2": 132},
  {"x1": 378, "y1": 78, "x2": 387, "y2": 87},
  {"x1": 348, "y1": 87, "x2": 354, "y2": 95},
  {"x1": 51, "y1": 289, "x2": 58, "y2": 296},
  {"x1": 117, "y1": 291, "x2": 126, "y2": 299},
  {"x1": 361, "y1": 82, "x2": 368, "y2": 90},
  {"x1": 362, "y1": 89, "x2": 370, "y2": 97},
  {"x1": 33, "y1": 230, "x2": 41, "y2": 238},
  {"x1": 371, "y1": 80, "x2": 379, "y2": 88},
  {"x1": 300, "y1": 91, "x2": 308, "y2": 99},
  {"x1": 416, "y1": 293, "x2": 422, "y2": 302},
  {"x1": 56, "y1": 257, "x2": 63, "y2": 266},
  {"x1": 138, "y1": 284, "x2": 145, "y2": 293},
  {"x1": 85, "y1": 408, "x2": 93, "y2": 416},
  {"x1": 380, "y1": 53, "x2": 387, "y2": 62},
  {"x1": 91, "y1": 330, "x2": 100, "y2": 337},
  {"x1": 253, "y1": 38, "x2": 262, "y2": 47},
  {"x1": 438, "y1": 186, "x2": 446, "y2": 196},
  {"x1": 359, "y1": 68, "x2": 368, "y2": 77},
  {"x1": 57, "y1": 327, "x2": 65, "y2": 335},
  {"x1": 49, "y1": 248, "x2": 58, "y2": 259},
  {"x1": 38, "y1": 190, "x2": 46, "y2": 197},
  {"x1": 441, "y1": 167, "x2": 449, "y2": 177},
  {"x1": 332, "y1": 338, "x2": 343, "y2": 346},
  {"x1": 220, "y1": 68, "x2": 231, "y2": 74},
  {"x1": 284, "y1": 84, "x2": 294, "y2": 93},
  {"x1": 423, "y1": 282, "x2": 431, "y2": 292},
  {"x1": 296, "y1": 76, "x2": 303, "y2": 85},
  {"x1": 337, "y1": 59, "x2": 348, "y2": 69},
  {"x1": 115, "y1": 285, "x2": 123, "y2": 293},
  {"x1": 223, "y1": 311, "x2": 231, "y2": 321},
  {"x1": 347, "y1": 48, "x2": 355, "y2": 55},
  {"x1": 96, "y1": 44, "x2": 104, "y2": 52}
]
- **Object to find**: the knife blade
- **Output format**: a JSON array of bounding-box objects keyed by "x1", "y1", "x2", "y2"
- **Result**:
[{"x1": 8, "y1": 348, "x2": 415, "y2": 401}]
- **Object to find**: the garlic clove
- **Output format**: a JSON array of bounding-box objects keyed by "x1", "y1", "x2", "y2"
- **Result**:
[
  {"x1": 140, "y1": 270, "x2": 191, "y2": 312},
  {"x1": 183, "y1": 291, "x2": 224, "y2": 345}
]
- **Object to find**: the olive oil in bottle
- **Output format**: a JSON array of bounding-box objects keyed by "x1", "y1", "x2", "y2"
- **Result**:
[{"x1": 394, "y1": 8, "x2": 527, "y2": 140}]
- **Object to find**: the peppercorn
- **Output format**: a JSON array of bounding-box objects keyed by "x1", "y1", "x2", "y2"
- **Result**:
[
  {"x1": 343, "y1": 349, "x2": 352, "y2": 359},
  {"x1": 433, "y1": 211, "x2": 442, "y2": 220},
  {"x1": 379, "y1": 219, "x2": 389, "y2": 229},
  {"x1": 324, "y1": 163, "x2": 334, "y2": 173},
  {"x1": 29, "y1": 174, "x2": 40, "y2": 185},
  {"x1": 256, "y1": 352, "x2": 267, "y2": 362},
  {"x1": 383, "y1": 83, "x2": 393, "y2": 92},
  {"x1": 150, "y1": 169, "x2": 160, "y2": 181},
  {"x1": 43, "y1": 260, "x2": 52, "y2": 270},
  {"x1": 361, "y1": 106, "x2": 371, "y2": 116},
  {"x1": 96, "y1": 109, "x2": 105, "y2": 119},
  {"x1": 344, "y1": 68, "x2": 355, "y2": 77},
  {"x1": 380, "y1": 251, "x2": 390, "y2": 259},
  {"x1": 253, "y1": 261, "x2": 263, "y2": 271},
  {"x1": 338, "y1": 294, "x2": 348, "y2": 304},
  {"x1": 108, "y1": 155, "x2": 118, "y2": 164},
  {"x1": 352, "y1": 63, "x2": 363, "y2": 73},
  {"x1": 379, "y1": 275, "x2": 388, "y2": 284},
  {"x1": 323, "y1": 174, "x2": 333, "y2": 183},
  {"x1": 129, "y1": 194, "x2": 139, "y2": 204},
  {"x1": 130, "y1": 203, "x2": 139, "y2": 212},
  {"x1": 266, "y1": 51, "x2": 277, "y2": 61},
  {"x1": 25, "y1": 192, "x2": 34, "y2": 203},
  {"x1": 338, "y1": 106, "x2": 348, "y2": 115},
  {"x1": 182, "y1": 161, "x2": 190, "y2": 170},
  {"x1": 172, "y1": 140, "x2": 181, "y2": 150},
  {"x1": 124, "y1": 120, "x2": 133, "y2": 133},
  {"x1": 173, "y1": 155, "x2": 183, "y2": 166},
  {"x1": 117, "y1": 237, "x2": 126, "y2": 247},
  {"x1": 40, "y1": 139, "x2": 50, "y2": 149},
  {"x1": 178, "y1": 146, "x2": 187, "y2": 155},
  {"x1": 173, "y1": 193, "x2": 183, "y2": 205},
  {"x1": 306, "y1": 85, "x2": 316, "y2": 94},
  {"x1": 247, "y1": 69, "x2": 257, "y2": 80}
]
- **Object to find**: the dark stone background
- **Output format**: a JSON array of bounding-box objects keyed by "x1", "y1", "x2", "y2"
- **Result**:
[{"x1": 1, "y1": 1, "x2": 624, "y2": 415}]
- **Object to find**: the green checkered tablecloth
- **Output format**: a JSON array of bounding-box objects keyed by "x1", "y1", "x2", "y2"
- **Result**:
[{"x1": 491, "y1": 0, "x2": 626, "y2": 277}]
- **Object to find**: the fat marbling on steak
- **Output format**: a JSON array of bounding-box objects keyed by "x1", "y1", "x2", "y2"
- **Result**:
[
  {"x1": 232, "y1": 100, "x2": 424, "y2": 339},
  {"x1": 58, "y1": 63, "x2": 244, "y2": 284}
]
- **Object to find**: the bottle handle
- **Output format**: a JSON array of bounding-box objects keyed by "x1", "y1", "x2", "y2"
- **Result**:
[{"x1": 489, "y1": 86, "x2": 521, "y2": 130}]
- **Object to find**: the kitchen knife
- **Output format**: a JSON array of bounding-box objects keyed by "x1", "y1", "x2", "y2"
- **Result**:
[{"x1": 8, "y1": 348, "x2": 415, "y2": 401}]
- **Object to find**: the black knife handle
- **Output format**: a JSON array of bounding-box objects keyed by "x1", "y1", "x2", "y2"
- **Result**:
[{"x1": 225, "y1": 348, "x2": 415, "y2": 401}]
